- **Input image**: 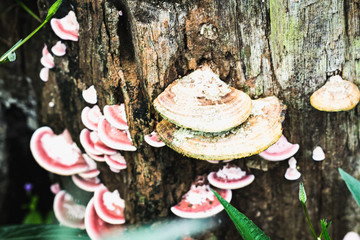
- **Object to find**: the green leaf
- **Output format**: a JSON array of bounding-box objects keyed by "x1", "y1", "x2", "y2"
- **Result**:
[
  {"x1": 23, "y1": 211, "x2": 43, "y2": 224},
  {"x1": 15, "y1": 0, "x2": 41, "y2": 23},
  {"x1": 0, "y1": 224, "x2": 90, "y2": 240},
  {"x1": 45, "y1": 0, "x2": 62, "y2": 21},
  {"x1": 211, "y1": 189, "x2": 271, "y2": 240},
  {"x1": 299, "y1": 182, "x2": 307, "y2": 204},
  {"x1": 320, "y1": 219, "x2": 331, "y2": 240},
  {"x1": 339, "y1": 168, "x2": 360, "y2": 207}
]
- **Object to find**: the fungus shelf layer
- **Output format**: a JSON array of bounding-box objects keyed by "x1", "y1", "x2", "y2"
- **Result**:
[{"x1": 156, "y1": 96, "x2": 283, "y2": 161}]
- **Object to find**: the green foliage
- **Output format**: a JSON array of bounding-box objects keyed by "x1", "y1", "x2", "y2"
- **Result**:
[
  {"x1": 320, "y1": 219, "x2": 331, "y2": 240},
  {"x1": 339, "y1": 168, "x2": 360, "y2": 207},
  {"x1": 0, "y1": 0, "x2": 62, "y2": 64},
  {"x1": 15, "y1": 0, "x2": 41, "y2": 23},
  {"x1": 211, "y1": 189, "x2": 271, "y2": 240},
  {"x1": 299, "y1": 182, "x2": 307, "y2": 204},
  {"x1": 0, "y1": 224, "x2": 89, "y2": 240}
]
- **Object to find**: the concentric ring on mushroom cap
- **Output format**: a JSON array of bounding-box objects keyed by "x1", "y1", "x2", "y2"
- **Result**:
[
  {"x1": 310, "y1": 75, "x2": 360, "y2": 112},
  {"x1": 153, "y1": 67, "x2": 252, "y2": 132},
  {"x1": 156, "y1": 96, "x2": 282, "y2": 161},
  {"x1": 30, "y1": 127, "x2": 89, "y2": 175},
  {"x1": 53, "y1": 190, "x2": 86, "y2": 229}
]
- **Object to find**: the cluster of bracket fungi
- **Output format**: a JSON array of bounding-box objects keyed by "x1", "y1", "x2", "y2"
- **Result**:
[{"x1": 29, "y1": 7, "x2": 360, "y2": 239}]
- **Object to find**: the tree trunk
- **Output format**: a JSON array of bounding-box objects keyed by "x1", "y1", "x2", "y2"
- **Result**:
[{"x1": 30, "y1": 0, "x2": 360, "y2": 239}]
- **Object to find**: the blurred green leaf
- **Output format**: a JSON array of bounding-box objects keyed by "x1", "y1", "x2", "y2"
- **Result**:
[
  {"x1": 212, "y1": 189, "x2": 270, "y2": 240},
  {"x1": 320, "y1": 219, "x2": 331, "y2": 240},
  {"x1": 15, "y1": 0, "x2": 41, "y2": 23},
  {"x1": 46, "y1": 0, "x2": 62, "y2": 21},
  {"x1": 339, "y1": 168, "x2": 360, "y2": 207},
  {"x1": 23, "y1": 211, "x2": 43, "y2": 224},
  {"x1": 0, "y1": 224, "x2": 90, "y2": 240},
  {"x1": 299, "y1": 182, "x2": 307, "y2": 204}
]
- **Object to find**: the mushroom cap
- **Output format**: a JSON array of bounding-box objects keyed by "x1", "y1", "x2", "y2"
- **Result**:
[
  {"x1": 81, "y1": 106, "x2": 102, "y2": 131},
  {"x1": 207, "y1": 164, "x2": 255, "y2": 189},
  {"x1": 144, "y1": 131, "x2": 165, "y2": 147},
  {"x1": 82, "y1": 85, "x2": 97, "y2": 104},
  {"x1": 39, "y1": 67, "x2": 49, "y2": 82},
  {"x1": 310, "y1": 76, "x2": 360, "y2": 111},
  {"x1": 86, "y1": 152, "x2": 106, "y2": 162},
  {"x1": 170, "y1": 184, "x2": 232, "y2": 219},
  {"x1": 343, "y1": 232, "x2": 360, "y2": 240},
  {"x1": 97, "y1": 117, "x2": 136, "y2": 151},
  {"x1": 104, "y1": 153, "x2": 127, "y2": 171},
  {"x1": 103, "y1": 104, "x2": 129, "y2": 130},
  {"x1": 79, "y1": 129, "x2": 103, "y2": 155},
  {"x1": 156, "y1": 96, "x2": 283, "y2": 161},
  {"x1": 72, "y1": 175, "x2": 102, "y2": 192},
  {"x1": 78, "y1": 154, "x2": 100, "y2": 179},
  {"x1": 153, "y1": 67, "x2": 252, "y2": 132},
  {"x1": 312, "y1": 146, "x2": 325, "y2": 161},
  {"x1": 284, "y1": 168, "x2": 301, "y2": 181},
  {"x1": 93, "y1": 185, "x2": 125, "y2": 224},
  {"x1": 258, "y1": 135, "x2": 299, "y2": 161},
  {"x1": 40, "y1": 45, "x2": 55, "y2": 69},
  {"x1": 30, "y1": 127, "x2": 89, "y2": 175},
  {"x1": 85, "y1": 198, "x2": 125, "y2": 240},
  {"x1": 50, "y1": 11, "x2": 79, "y2": 41},
  {"x1": 51, "y1": 41, "x2": 66, "y2": 56},
  {"x1": 53, "y1": 190, "x2": 86, "y2": 229}
]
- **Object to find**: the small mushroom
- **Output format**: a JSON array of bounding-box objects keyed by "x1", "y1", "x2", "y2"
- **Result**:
[
  {"x1": 310, "y1": 75, "x2": 360, "y2": 112},
  {"x1": 79, "y1": 129, "x2": 103, "y2": 155},
  {"x1": 312, "y1": 146, "x2": 325, "y2": 161},
  {"x1": 53, "y1": 190, "x2": 86, "y2": 229},
  {"x1": 72, "y1": 174, "x2": 102, "y2": 192},
  {"x1": 78, "y1": 154, "x2": 100, "y2": 179},
  {"x1": 170, "y1": 176, "x2": 232, "y2": 219},
  {"x1": 343, "y1": 232, "x2": 360, "y2": 240},
  {"x1": 30, "y1": 127, "x2": 88, "y2": 175},
  {"x1": 93, "y1": 185, "x2": 125, "y2": 224},
  {"x1": 50, "y1": 11, "x2": 79, "y2": 41},
  {"x1": 153, "y1": 67, "x2": 252, "y2": 132},
  {"x1": 40, "y1": 45, "x2": 55, "y2": 69},
  {"x1": 259, "y1": 135, "x2": 299, "y2": 161},
  {"x1": 50, "y1": 183, "x2": 61, "y2": 194},
  {"x1": 39, "y1": 68, "x2": 49, "y2": 82},
  {"x1": 144, "y1": 131, "x2": 165, "y2": 147},
  {"x1": 51, "y1": 41, "x2": 66, "y2": 56},
  {"x1": 82, "y1": 85, "x2": 97, "y2": 104},
  {"x1": 104, "y1": 153, "x2": 127, "y2": 171},
  {"x1": 284, "y1": 157, "x2": 301, "y2": 181},
  {"x1": 97, "y1": 117, "x2": 136, "y2": 151},
  {"x1": 87, "y1": 152, "x2": 106, "y2": 162},
  {"x1": 207, "y1": 164, "x2": 255, "y2": 189},
  {"x1": 81, "y1": 106, "x2": 102, "y2": 131},
  {"x1": 103, "y1": 104, "x2": 129, "y2": 130}
]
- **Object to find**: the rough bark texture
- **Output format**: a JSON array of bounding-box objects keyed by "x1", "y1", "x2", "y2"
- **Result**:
[{"x1": 30, "y1": 0, "x2": 360, "y2": 239}]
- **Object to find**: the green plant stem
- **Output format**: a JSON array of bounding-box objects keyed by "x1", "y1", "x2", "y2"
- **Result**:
[
  {"x1": 16, "y1": 0, "x2": 42, "y2": 23},
  {"x1": 302, "y1": 202, "x2": 317, "y2": 239}
]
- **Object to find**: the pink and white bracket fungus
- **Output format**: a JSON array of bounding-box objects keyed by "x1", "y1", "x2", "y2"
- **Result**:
[
  {"x1": 40, "y1": 45, "x2": 55, "y2": 69},
  {"x1": 312, "y1": 146, "x2": 325, "y2": 161},
  {"x1": 72, "y1": 174, "x2": 102, "y2": 192},
  {"x1": 82, "y1": 85, "x2": 98, "y2": 104},
  {"x1": 284, "y1": 157, "x2": 301, "y2": 181},
  {"x1": 51, "y1": 41, "x2": 67, "y2": 56},
  {"x1": 81, "y1": 106, "x2": 102, "y2": 131},
  {"x1": 50, "y1": 183, "x2": 61, "y2": 195},
  {"x1": 104, "y1": 153, "x2": 127, "y2": 172},
  {"x1": 30, "y1": 127, "x2": 89, "y2": 175},
  {"x1": 80, "y1": 129, "x2": 103, "y2": 155},
  {"x1": 87, "y1": 152, "x2": 106, "y2": 162},
  {"x1": 93, "y1": 185, "x2": 125, "y2": 224},
  {"x1": 78, "y1": 154, "x2": 100, "y2": 179},
  {"x1": 258, "y1": 135, "x2": 299, "y2": 161},
  {"x1": 85, "y1": 198, "x2": 125, "y2": 240},
  {"x1": 207, "y1": 164, "x2": 255, "y2": 189},
  {"x1": 98, "y1": 117, "x2": 136, "y2": 151},
  {"x1": 53, "y1": 190, "x2": 86, "y2": 229},
  {"x1": 50, "y1": 11, "x2": 79, "y2": 41},
  {"x1": 171, "y1": 177, "x2": 232, "y2": 219},
  {"x1": 144, "y1": 131, "x2": 165, "y2": 147},
  {"x1": 103, "y1": 104, "x2": 129, "y2": 130},
  {"x1": 39, "y1": 68, "x2": 49, "y2": 82},
  {"x1": 343, "y1": 232, "x2": 360, "y2": 240}
]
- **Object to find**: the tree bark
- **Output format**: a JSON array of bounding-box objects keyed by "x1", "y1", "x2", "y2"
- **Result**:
[{"x1": 31, "y1": 0, "x2": 360, "y2": 239}]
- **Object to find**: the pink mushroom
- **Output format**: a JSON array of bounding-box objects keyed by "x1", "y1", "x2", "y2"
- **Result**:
[
  {"x1": 144, "y1": 131, "x2": 165, "y2": 147},
  {"x1": 78, "y1": 154, "x2": 100, "y2": 179},
  {"x1": 97, "y1": 117, "x2": 136, "y2": 151},
  {"x1": 259, "y1": 135, "x2": 299, "y2": 161},
  {"x1": 207, "y1": 164, "x2": 255, "y2": 189},
  {"x1": 284, "y1": 157, "x2": 301, "y2": 181},
  {"x1": 87, "y1": 152, "x2": 106, "y2": 162},
  {"x1": 72, "y1": 174, "x2": 102, "y2": 192},
  {"x1": 93, "y1": 185, "x2": 125, "y2": 224},
  {"x1": 51, "y1": 41, "x2": 67, "y2": 56},
  {"x1": 85, "y1": 198, "x2": 125, "y2": 240},
  {"x1": 39, "y1": 67, "x2": 49, "y2": 82},
  {"x1": 81, "y1": 106, "x2": 102, "y2": 131},
  {"x1": 171, "y1": 176, "x2": 232, "y2": 219},
  {"x1": 312, "y1": 146, "x2": 325, "y2": 161},
  {"x1": 103, "y1": 104, "x2": 129, "y2": 130},
  {"x1": 30, "y1": 127, "x2": 88, "y2": 175},
  {"x1": 50, "y1": 11, "x2": 79, "y2": 41},
  {"x1": 104, "y1": 153, "x2": 127, "y2": 172},
  {"x1": 53, "y1": 190, "x2": 86, "y2": 229},
  {"x1": 40, "y1": 45, "x2": 55, "y2": 69},
  {"x1": 82, "y1": 85, "x2": 97, "y2": 104},
  {"x1": 79, "y1": 129, "x2": 103, "y2": 155},
  {"x1": 50, "y1": 183, "x2": 61, "y2": 195}
]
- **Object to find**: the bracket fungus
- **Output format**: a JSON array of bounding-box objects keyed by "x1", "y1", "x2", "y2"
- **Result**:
[
  {"x1": 30, "y1": 127, "x2": 88, "y2": 175},
  {"x1": 82, "y1": 85, "x2": 98, "y2": 104},
  {"x1": 207, "y1": 164, "x2": 255, "y2": 189},
  {"x1": 40, "y1": 45, "x2": 55, "y2": 69},
  {"x1": 284, "y1": 157, "x2": 301, "y2": 181},
  {"x1": 78, "y1": 154, "x2": 100, "y2": 179},
  {"x1": 310, "y1": 75, "x2": 360, "y2": 111},
  {"x1": 50, "y1": 11, "x2": 79, "y2": 41},
  {"x1": 53, "y1": 190, "x2": 86, "y2": 229},
  {"x1": 80, "y1": 129, "x2": 103, "y2": 156},
  {"x1": 144, "y1": 131, "x2": 165, "y2": 147},
  {"x1": 171, "y1": 176, "x2": 232, "y2": 219},
  {"x1": 72, "y1": 174, "x2": 102, "y2": 192},
  {"x1": 81, "y1": 106, "x2": 102, "y2": 131},
  {"x1": 39, "y1": 67, "x2": 49, "y2": 82},
  {"x1": 156, "y1": 96, "x2": 282, "y2": 161},
  {"x1": 51, "y1": 41, "x2": 67, "y2": 56},
  {"x1": 343, "y1": 232, "x2": 360, "y2": 240},
  {"x1": 104, "y1": 153, "x2": 127, "y2": 172},
  {"x1": 103, "y1": 104, "x2": 129, "y2": 130},
  {"x1": 153, "y1": 67, "x2": 252, "y2": 132},
  {"x1": 312, "y1": 146, "x2": 325, "y2": 161},
  {"x1": 259, "y1": 135, "x2": 299, "y2": 161}
]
